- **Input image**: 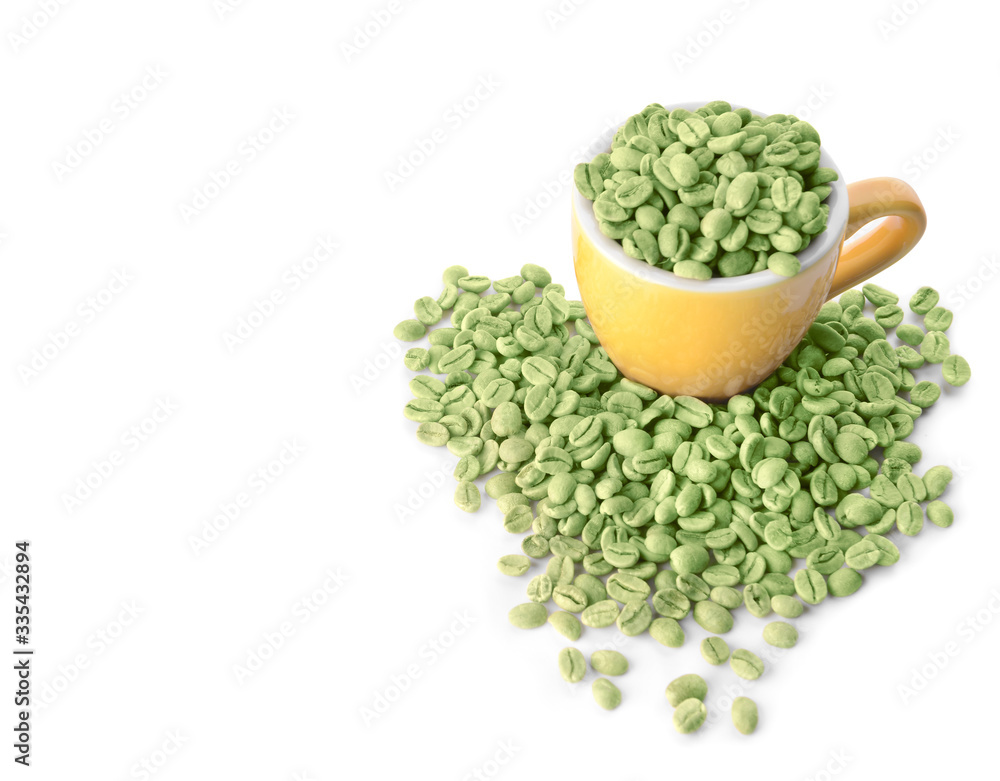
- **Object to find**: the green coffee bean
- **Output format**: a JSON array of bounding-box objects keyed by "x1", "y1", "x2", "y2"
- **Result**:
[
  {"x1": 527, "y1": 574, "x2": 553, "y2": 603},
  {"x1": 927, "y1": 499, "x2": 954, "y2": 528},
  {"x1": 910, "y1": 381, "x2": 940, "y2": 408},
  {"x1": 730, "y1": 649, "x2": 765, "y2": 680},
  {"x1": 592, "y1": 678, "x2": 622, "y2": 710},
  {"x1": 497, "y1": 554, "x2": 531, "y2": 576},
  {"x1": 806, "y1": 545, "x2": 845, "y2": 575},
  {"x1": 874, "y1": 305, "x2": 903, "y2": 329},
  {"x1": 701, "y1": 636, "x2": 730, "y2": 665},
  {"x1": 827, "y1": 568, "x2": 863, "y2": 597},
  {"x1": 670, "y1": 544, "x2": 709, "y2": 575},
  {"x1": 771, "y1": 594, "x2": 804, "y2": 618},
  {"x1": 744, "y1": 582, "x2": 772, "y2": 617},
  {"x1": 414, "y1": 296, "x2": 443, "y2": 326},
  {"x1": 862, "y1": 283, "x2": 898, "y2": 307},
  {"x1": 548, "y1": 611, "x2": 582, "y2": 640},
  {"x1": 650, "y1": 617, "x2": 685, "y2": 648},
  {"x1": 606, "y1": 573, "x2": 651, "y2": 603},
  {"x1": 416, "y1": 421, "x2": 450, "y2": 446},
  {"x1": 552, "y1": 584, "x2": 588, "y2": 613},
  {"x1": 503, "y1": 505, "x2": 534, "y2": 534},
  {"x1": 760, "y1": 573, "x2": 796, "y2": 597},
  {"x1": 866, "y1": 533, "x2": 900, "y2": 565},
  {"x1": 677, "y1": 573, "x2": 711, "y2": 602},
  {"x1": 921, "y1": 331, "x2": 950, "y2": 363},
  {"x1": 763, "y1": 621, "x2": 798, "y2": 648},
  {"x1": 923, "y1": 465, "x2": 953, "y2": 500},
  {"x1": 896, "y1": 324, "x2": 924, "y2": 346},
  {"x1": 404, "y1": 398, "x2": 443, "y2": 422},
  {"x1": 840, "y1": 289, "x2": 865, "y2": 310},
  {"x1": 508, "y1": 602, "x2": 547, "y2": 629},
  {"x1": 732, "y1": 697, "x2": 759, "y2": 735},
  {"x1": 942, "y1": 355, "x2": 971, "y2": 386},
  {"x1": 521, "y1": 534, "x2": 549, "y2": 559},
  {"x1": 711, "y1": 586, "x2": 744, "y2": 610},
  {"x1": 768, "y1": 252, "x2": 800, "y2": 277},
  {"x1": 591, "y1": 650, "x2": 629, "y2": 676},
  {"x1": 617, "y1": 600, "x2": 653, "y2": 636},
  {"x1": 693, "y1": 600, "x2": 733, "y2": 634},
  {"x1": 574, "y1": 573, "x2": 607, "y2": 605},
  {"x1": 581, "y1": 600, "x2": 620, "y2": 628},
  {"x1": 558, "y1": 647, "x2": 586, "y2": 683},
  {"x1": 404, "y1": 348, "x2": 431, "y2": 371},
  {"x1": 794, "y1": 569, "x2": 827, "y2": 604},
  {"x1": 844, "y1": 539, "x2": 880, "y2": 569},
  {"x1": 924, "y1": 306, "x2": 953, "y2": 332},
  {"x1": 665, "y1": 673, "x2": 707, "y2": 707},
  {"x1": 394, "y1": 319, "x2": 426, "y2": 341},
  {"x1": 441, "y1": 265, "x2": 468, "y2": 286},
  {"x1": 454, "y1": 481, "x2": 481, "y2": 512},
  {"x1": 652, "y1": 588, "x2": 691, "y2": 619},
  {"x1": 457, "y1": 275, "x2": 491, "y2": 293},
  {"x1": 909, "y1": 286, "x2": 939, "y2": 314},
  {"x1": 673, "y1": 698, "x2": 707, "y2": 734},
  {"x1": 896, "y1": 501, "x2": 924, "y2": 536}
]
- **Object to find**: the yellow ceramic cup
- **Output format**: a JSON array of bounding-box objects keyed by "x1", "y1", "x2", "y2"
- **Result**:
[{"x1": 572, "y1": 107, "x2": 927, "y2": 401}]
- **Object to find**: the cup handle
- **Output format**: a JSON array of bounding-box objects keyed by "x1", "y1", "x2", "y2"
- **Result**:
[{"x1": 827, "y1": 177, "x2": 927, "y2": 299}]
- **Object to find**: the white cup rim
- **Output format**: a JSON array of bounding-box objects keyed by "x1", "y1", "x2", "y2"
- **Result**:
[{"x1": 574, "y1": 101, "x2": 849, "y2": 293}]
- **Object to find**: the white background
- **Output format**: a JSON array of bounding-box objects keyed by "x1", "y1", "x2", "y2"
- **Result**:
[{"x1": 2, "y1": 0, "x2": 998, "y2": 779}]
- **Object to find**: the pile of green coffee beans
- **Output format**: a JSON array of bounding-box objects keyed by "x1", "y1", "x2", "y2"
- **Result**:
[
  {"x1": 395, "y1": 265, "x2": 969, "y2": 734},
  {"x1": 574, "y1": 100, "x2": 836, "y2": 279}
]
